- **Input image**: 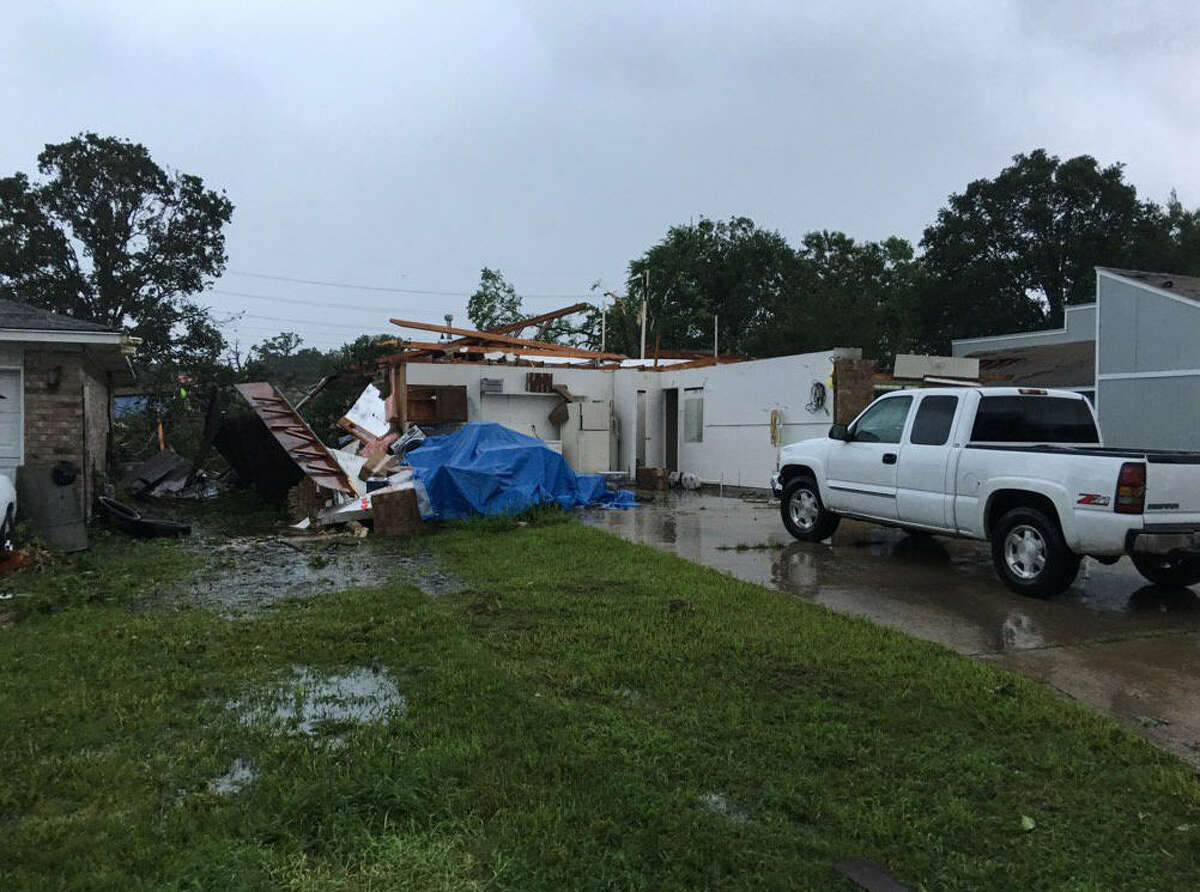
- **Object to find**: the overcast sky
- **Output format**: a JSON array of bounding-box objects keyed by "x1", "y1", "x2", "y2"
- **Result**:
[{"x1": 4, "y1": 0, "x2": 1198, "y2": 352}]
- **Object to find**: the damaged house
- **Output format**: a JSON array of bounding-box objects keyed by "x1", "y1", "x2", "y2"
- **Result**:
[{"x1": 0, "y1": 299, "x2": 134, "y2": 539}]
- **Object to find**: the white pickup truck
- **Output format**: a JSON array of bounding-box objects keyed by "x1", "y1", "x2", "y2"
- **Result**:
[{"x1": 771, "y1": 387, "x2": 1200, "y2": 596}]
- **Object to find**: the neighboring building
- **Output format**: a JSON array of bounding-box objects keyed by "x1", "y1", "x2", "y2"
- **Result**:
[
  {"x1": 1093, "y1": 268, "x2": 1200, "y2": 450},
  {"x1": 0, "y1": 299, "x2": 134, "y2": 515},
  {"x1": 402, "y1": 348, "x2": 861, "y2": 489},
  {"x1": 951, "y1": 268, "x2": 1200, "y2": 450}
]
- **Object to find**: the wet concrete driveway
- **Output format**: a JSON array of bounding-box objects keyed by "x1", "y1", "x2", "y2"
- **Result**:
[{"x1": 581, "y1": 492, "x2": 1200, "y2": 765}]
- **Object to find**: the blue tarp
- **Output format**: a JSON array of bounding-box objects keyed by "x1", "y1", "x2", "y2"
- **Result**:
[{"x1": 405, "y1": 422, "x2": 638, "y2": 520}]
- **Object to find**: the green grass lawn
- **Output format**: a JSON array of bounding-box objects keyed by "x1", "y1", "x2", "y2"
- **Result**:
[{"x1": 2, "y1": 508, "x2": 1198, "y2": 890}]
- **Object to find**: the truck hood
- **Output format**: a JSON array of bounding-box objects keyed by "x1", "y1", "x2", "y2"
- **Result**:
[{"x1": 779, "y1": 437, "x2": 834, "y2": 464}]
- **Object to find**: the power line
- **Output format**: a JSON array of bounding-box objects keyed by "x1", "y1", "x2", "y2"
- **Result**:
[
  {"x1": 238, "y1": 311, "x2": 393, "y2": 332},
  {"x1": 224, "y1": 268, "x2": 595, "y2": 301},
  {"x1": 207, "y1": 288, "x2": 426, "y2": 315}
]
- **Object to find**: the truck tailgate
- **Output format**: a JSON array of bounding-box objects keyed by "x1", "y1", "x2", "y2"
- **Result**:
[{"x1": 1145, "y1": 456, "x2": 1200, "y2": 525}]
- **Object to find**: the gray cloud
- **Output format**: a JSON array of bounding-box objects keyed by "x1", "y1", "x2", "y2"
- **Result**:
[{"x1": 2, "y1": 0, "x2": 1197, "y2": 351}]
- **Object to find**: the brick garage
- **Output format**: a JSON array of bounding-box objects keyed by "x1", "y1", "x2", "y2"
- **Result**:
[{"x1": 0, "y1": 299, "x2": 132, "y2": 520}]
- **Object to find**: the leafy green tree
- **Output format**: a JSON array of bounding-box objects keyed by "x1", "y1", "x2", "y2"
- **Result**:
[
  {"x1": 614, "y1": 217, "x2": 795, "y2": 357},
  {"x1": 242, "y1": 332, "x2": 331, "y2": 401},
  {"x1": 467, "y1": 267, "x2": 523, "y2": 331},
  {"x1": 0, "y1": 132, "x2": 234, "y2": 369},
  {"x1": 918, "y1": 149, "x2": 1164, "y2": 345},
  {"x1": 748, "y1": 232, "x2": 926, "y2": 363}
]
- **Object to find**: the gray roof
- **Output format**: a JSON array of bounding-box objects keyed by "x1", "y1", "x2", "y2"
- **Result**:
[
  {"x1": 967, "y1": 339, "x2": 1095, "y2": 389},
  {"x1": 1098, "y1": 268, "x2": 1200, "y2": 302},
  {"x1": 0, "y1": 298, "x2": 117, "y2": 333}
]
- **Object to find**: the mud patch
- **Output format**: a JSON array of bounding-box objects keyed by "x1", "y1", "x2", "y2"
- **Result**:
[
  {"x1": 207, "y1": 758, "x2": 255, "y2": 794},
  {"x1": 152, "y1": 537, "x2": 463, "y2": 616},
  {"x1": 228, "y1": 665, "x2": 407, "y2": 736}
]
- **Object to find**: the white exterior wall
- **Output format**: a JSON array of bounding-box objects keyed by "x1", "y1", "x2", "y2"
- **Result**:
[
  {"x1": 406, "y1": 363, "x2": 615, "y2": 443},
  {"x1": 624, "y1": 350, "x2": 857, "y2": 487},
  {"x1": 406, "y1": 348, "x2": 858, "y2": 488}
]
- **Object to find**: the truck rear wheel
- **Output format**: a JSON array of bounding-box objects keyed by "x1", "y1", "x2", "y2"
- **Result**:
[
  {"x1": 991, "y1": 507, "x2": 1080, "y2": 597},
  {"x1": 1131, "y1": 553, "x2": 1200, "y2": 589},
  {"x1": 780, "y1": 476, "x2": 840, "y2": 542}
]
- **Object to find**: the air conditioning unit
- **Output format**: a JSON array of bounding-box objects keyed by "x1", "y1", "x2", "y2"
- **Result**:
[{"x1": 480, "y1": 378, "x2": 504, "y2": 395}]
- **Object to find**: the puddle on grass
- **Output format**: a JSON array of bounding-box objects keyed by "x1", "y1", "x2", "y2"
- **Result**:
[
  {"x1": 700, "y1": 792, "x2": 751, "y2": 824},
  {"x1": 207, "y1": 758, "x2": 255, "y2": 795},
  {"x1": 150, "y1": 536, "x2": 464, "y2": 616},
  {"x1": 228, "y1": 665, "x2": 407, "y2": 737}
]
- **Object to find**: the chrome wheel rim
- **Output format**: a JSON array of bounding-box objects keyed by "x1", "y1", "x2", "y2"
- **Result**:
[
  {"x1": 789, "y1": 489, "x2": 820, "y2": 530},
  {"x1": 1004, "y1": 525, "x2": 1047, "y2": 580}
]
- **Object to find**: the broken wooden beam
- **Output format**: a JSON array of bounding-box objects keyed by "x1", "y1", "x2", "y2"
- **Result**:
[{"x1": 388, "y1": 317, "x2": 626, "y2": 360}]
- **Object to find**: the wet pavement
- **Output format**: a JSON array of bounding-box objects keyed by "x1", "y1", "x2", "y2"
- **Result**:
[{"x1": 581, "y1": 492, "x2": 1200, "y2": 765}]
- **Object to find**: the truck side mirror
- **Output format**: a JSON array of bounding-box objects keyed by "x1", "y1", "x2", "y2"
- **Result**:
[{"x1": 829, "y1": 423, "x2": 850, "y2": 441}]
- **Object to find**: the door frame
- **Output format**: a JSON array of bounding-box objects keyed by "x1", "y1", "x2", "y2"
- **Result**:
[{"x1": 662, "y1": 388, "x2": 678, "y2": 472}]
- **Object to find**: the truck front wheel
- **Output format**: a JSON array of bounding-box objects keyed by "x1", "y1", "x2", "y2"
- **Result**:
[
  {"x1": 1131, "y1": 553, "x2": 1200, "y2": 589},
  {"x1": 781, "y1": 476, "x2": 840, "y2": 542},
  {"x1": 991, "y1": 507, "x2": 1081, "y2": 597}
]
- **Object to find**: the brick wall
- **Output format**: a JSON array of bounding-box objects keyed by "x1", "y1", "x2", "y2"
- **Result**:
[
  {"x1": 832, "y1": 357, "x2": 877, "y2": 425},
  {"x1": 24, "y1": 350, "x2": 85, "y2": 467},
  {"x1": 82, "y1": 363, "x2": 111, "y2": 510},
  {"x1": 22, "y1": 348, "x2": 111, "y2": 517}
]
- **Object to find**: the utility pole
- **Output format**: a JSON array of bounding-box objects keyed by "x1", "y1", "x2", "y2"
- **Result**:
[
  {"x1": 713, "y1": 314, "x2": 718, "y2": 359},
  {"x1": 640, "y1": 268, "x2": 649, "y2": 361}
]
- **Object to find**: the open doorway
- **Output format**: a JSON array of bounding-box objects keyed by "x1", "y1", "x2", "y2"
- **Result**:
[
  {"x1": 635, "y1": 390, "x2": 646, "y2": 467},
  {"x1": 663, "y1": 388, "x2": 678, "y2": 471}
]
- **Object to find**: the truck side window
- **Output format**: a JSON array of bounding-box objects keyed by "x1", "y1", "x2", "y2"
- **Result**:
[
  {"x1": 909, "y1": 395, "x2": 959, "y2": 446},
  {"x1": 851, "y1": 396, "x2": 912, "y2": 443}
]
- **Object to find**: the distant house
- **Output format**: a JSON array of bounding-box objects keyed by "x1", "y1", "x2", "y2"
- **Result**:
[{"x1": 0, "y1": 299, "x2": 134, "y2": 516}]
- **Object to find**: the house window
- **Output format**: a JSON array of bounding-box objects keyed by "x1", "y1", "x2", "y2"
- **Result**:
[{"x1": 684, "y1": 391, "x2": 704, "y2": 443}]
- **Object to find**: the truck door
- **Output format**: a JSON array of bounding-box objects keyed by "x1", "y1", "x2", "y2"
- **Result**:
[
  {"x1": 824, "y1": 394, "x2": 912, "y2": 521},
  {"x1": 896, "y1": 394, "x2": 960, "y2": 530}
]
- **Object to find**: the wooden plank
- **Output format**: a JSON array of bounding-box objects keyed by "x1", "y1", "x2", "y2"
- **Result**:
[
  {"x1": 389, "y1": 317, "x2": 626, "y2": 360},
  {"x1": 407, "y1": 303, "x2": 592, "y2": 356},
  {"x1": 488, "y1": 302, "x2": 590, "y2": 335}
]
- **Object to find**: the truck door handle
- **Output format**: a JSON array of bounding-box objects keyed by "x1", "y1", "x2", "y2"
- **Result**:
[{"x1": 882, "y1": 453, "x2": 897, "y2": 465}]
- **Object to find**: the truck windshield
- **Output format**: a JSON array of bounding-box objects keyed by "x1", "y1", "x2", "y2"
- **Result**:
[{"x1": 970, "y1": 396, "x2": 1100, "y2": 444}]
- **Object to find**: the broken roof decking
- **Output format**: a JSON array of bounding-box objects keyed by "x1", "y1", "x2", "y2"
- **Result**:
[
  {"x1": 966, "y1": 339, "x2": 1096, "y2": 389},
  {"x1": 234, "y1": 382, "x2": 357, "y2": 494}
]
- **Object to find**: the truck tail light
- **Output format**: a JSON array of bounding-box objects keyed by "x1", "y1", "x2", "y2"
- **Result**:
[{"x1": 1115, "y1": 462, "x2": 1146, "y2": 515}]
